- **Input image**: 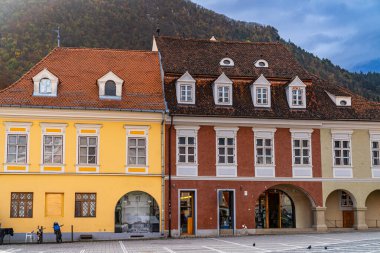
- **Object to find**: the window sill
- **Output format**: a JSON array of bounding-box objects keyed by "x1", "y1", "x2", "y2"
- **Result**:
[
  {"x1": 371, "y1": 168, "x2": 380, "y2": 178},
  {"x1": 216, "y1": 165, "x2": 237, "y2": 177},
  {"x1": 76, "y1": 165, "x2": 99, "y2": 173},
  {"x1": 177, "y1": 164, "x2": 198, "y2": 176},
  {"x1": 292, "y1": 166, "x2": 312, "y2": 178},
  {"x1": 4, "y1": 164, "x2": 29, "y2": 172},
  {"x1": 125, "y1": 166, "x2": 148, "y2": 174},
  {"x1": 40, "y1": 164, "x2": 64, "y2": 173},
  {"x1": 99, "y1": 95, "x2": 121, "y2": 100},
  {"x1": 333, "y1": 167, "x2": 353, "y2": 178},
  {"x1": 255, "y1": 166, "x2": 275, "y2": 177}
]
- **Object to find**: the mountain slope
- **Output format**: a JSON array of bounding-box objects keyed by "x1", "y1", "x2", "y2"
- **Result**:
[{"x1": 0, "y1": 0, "x2": 379, "y2": 100}]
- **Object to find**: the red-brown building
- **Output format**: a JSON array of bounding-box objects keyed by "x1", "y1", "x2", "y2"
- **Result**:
[{"x1": 154, "y1": 36, "x2": 380, "y2": 237}]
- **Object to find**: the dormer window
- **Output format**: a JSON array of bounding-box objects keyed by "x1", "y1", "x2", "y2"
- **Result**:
[
  {"x1": 251, "y1": 74, "x2": 271, "y2": 108},
  {"x1": 176, "y1": 71, "x2": 196, "y2": 104},
  {"x1": 220, "y1": 58, "x2": 234, "y2": 67},
  {"x1": 105, "y1": 80, "x2": 117, "y2": 96},
  {"x1": 286, "y1": 76, "x2": 306, "y2": 109},
  {"x1": 326, "y1": 91, "x2": 352, "y2": 107},
  {"x1": 39, "y1": 78, "x2": 52, "y2": 94},
  {"x1": 33, "y1": 68, "x2": 59, "y2": 97},
  {"x1": 97, "y1": 71, "x2": 123, "y2": 100},
  {"x1": 213, "y1": 73, "x2": 233, "y2": 106},
  {"x1": 255, "y1": 59, "x2": 269, "y2": 68}
]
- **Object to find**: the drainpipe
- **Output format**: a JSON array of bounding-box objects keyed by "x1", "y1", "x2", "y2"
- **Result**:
[
  {"x1": 160, "y1": 112, "x2": 165, "y2": 237},
  {"x1": 168, "y1": 115, "x2": 173, "y2": 237}
]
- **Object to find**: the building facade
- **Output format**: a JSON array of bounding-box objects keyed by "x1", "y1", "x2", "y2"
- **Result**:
[
  {"x1": 0, "y1": 48, "x2": 166, "y2": 240},
  {"x1": 154, "y1": 36, "x2": 380, "y2": 237}
]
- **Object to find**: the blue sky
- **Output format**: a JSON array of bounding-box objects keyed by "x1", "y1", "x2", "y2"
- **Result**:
[{"x1": 191, "y1": 0, "x2": 380, "y2": 73}]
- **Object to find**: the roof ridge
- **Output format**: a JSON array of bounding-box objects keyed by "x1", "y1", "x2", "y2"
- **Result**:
[
  {"x1": 155, "y1": 35, "x2": 281, "y2": 45},
  {"x1": 0, "y1": 47, "x2": 60, "y2": 94},
  {"x1": 56, "y1": 47, "x2": 156, "y2": 53}
]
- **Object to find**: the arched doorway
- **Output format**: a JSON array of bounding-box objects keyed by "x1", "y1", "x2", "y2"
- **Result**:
[
  {"x1": 325, "y1": 190, "x2": 356, "y2": 228},
  {"x1": 255, "y1": 189, "x2": 295, "y2": 228},
  {"x1": 114, "y1": 191, "x2": 160, "y2": 234},
  {"x1": 365, "y1": 190, "x2": 380, "y2": 228}
]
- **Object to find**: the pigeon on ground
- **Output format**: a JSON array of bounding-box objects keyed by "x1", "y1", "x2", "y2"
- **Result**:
[
  {"x1": 307, "y1": 245, "x2": 312, "y2": 249},
  {"x1": 325, "y1": 246, "x2": 328, "y2": 250},
  {"x1": 253, "y1": 243, "x2": 255, "y2": 247}
]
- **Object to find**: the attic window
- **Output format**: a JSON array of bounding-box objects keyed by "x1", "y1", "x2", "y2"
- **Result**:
[
  {"x1": 97, "y1": 71, "x2": 123, "y2": 100},
  {"x1": 176, "y1": 71, "x2": 196, "y2": 104},
  {"x1": 220, "y1": 58, "x2": 234, "y2": 67},
  {"x1": 213, "y1": 73, "x2": 233, "y2": 106},
  {"x1": 32, "y1": 68, "x2": 59, "y2": 97},
  {"x1": 326, "y1": 91, "x2": 352, "y2": 107},
  {"x1": 39, "y1": 78, "x2": 52, "y2": 94},
  {"x1": 255, "y1": 59, "x2": 269, "y2": 68},
  {"x1": 286, "y1": 76, "x2": 306, "y2": 109},
  {"x1": 105, "y1": 80, "x2": 117, "y2": 96},
  {"x1": 340, "y1": 100, "x2": 347, "y2": 106}
]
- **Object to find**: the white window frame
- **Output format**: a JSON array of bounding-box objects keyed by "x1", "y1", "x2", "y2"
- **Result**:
[
  {"x1": 220, "y1": 57, "x2": 234, "y2": 67},
  {"x1": 75, "y1": 124, "x2": 101, "y2": 173},
  {"x1": 32, "y1": 68, "x2": 59, "y2": 97},
  {"x1": 97, "y1": 71, "x2": 123, "y2": 100},
  {"x1": 213, "y1": 73, "x2": 233, "y2": 106},
  {"x1": 125, "y1": 126, "x2": 149, "y2": 174},
  {"x1": 176, "y1": 71, "x2": 196, "y2": 105},
  {"x1": 251, "y1": 74, "x2": 271, "y2": 108},
  {"x1": 215, "y1": 127, "x2": 238, "y2": 177},
  {"x1": 179, "y1": 84, "x2": 194, "y2": 103},
  {"x1": 331, "y1": 130, "x2": 353, "y2": 178},
  {"x1": 175, "y1": 126, "x2": 199, "y2": 176},
  {"x1": 370, "y1": 130, "x2": 380, "y2": 178},
  {"x1": 253, "y1": 128, "x2": 276, "y2": 178},
  {"x1": 40, "y1": 123, "x2": 67, "y2": 173},
  {"x1": 291, "y1": 88, "x2": 304, "y2": 106},
  {"x1": 286, "y1": 76, "x2": 306, "y2": 109},
  {"x1": 4, "y1": 122, "x2": 32, "y2": 172},
  {"x1": 290, "y1": 129, "x2": 313, "y2": 178}
]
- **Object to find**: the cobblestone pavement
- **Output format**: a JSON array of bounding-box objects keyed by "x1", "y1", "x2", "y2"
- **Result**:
[{"x1": 1, "y1": 231, "x2": 380, "y2": 253}]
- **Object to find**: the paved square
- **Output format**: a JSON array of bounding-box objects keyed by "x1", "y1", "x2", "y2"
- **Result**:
[{"x1": 1, "y1": 231, "x2": 380, "y2": 252}]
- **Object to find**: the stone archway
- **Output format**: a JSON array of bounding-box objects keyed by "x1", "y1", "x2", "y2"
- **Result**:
[
  {"x1": 255, "y1": 184, "x2": 316, "y2": 229},
  {"x1": 365, "y1": 190, "x2": 380, "y2": 228},
  {"x1": 325, "y1": 189, "x2": 356, "y2": 228},
  {"x1": 114, "y1": 191, "x2": 160, "y2": 234}
]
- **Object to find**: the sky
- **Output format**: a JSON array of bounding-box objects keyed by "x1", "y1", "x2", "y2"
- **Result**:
[{"x1": 191, "y1": 0, "x2": 380, "y2": 73}]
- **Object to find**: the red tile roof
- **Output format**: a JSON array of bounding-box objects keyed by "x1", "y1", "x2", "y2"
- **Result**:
[
  {"x1": 157, "y1": 36, "x2": 380, "y2": 121},
  {"x1": 0, "y1": 48, "x2": 165, "y2": 112}
]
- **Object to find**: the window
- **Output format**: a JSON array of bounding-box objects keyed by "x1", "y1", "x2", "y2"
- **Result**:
[
  {"x1": 104, "y1": 80, "x2": 117, "y2": 96},
  {"x1": 43, "y1": 135, "x2": 63, "y2": 164},
  {"x1": 293, "y1": 139, "x2": 310, "y2": 165},
  {"x1": 7, "y1": 134, "x2": 27, "y2": 163},
  {"x1": 180, "y1": 84, "x2": 193, "y2": 103},
  {"x1": 254, "y1": 59, "x2": 269, "y2": 68},
  {"x1": 256, "y1": 87, "x2": 268, "y2": 105},
  {"x1": 128, "y1": 137, "x2": 146, "y2": 165},
  {"x1": 292, "y1": 88, "x2": 303, "y2": 106},
  {"x1": 45, "y1": 193, "x2": 64, "y2": 217},
  {"x1": 79, "y1": 136, "x2": 98, "y2": 164},
  {"x1": 340, "y1": 191, "x2": 353, "y2": 208},
  {"x1": 217, "y1": 137, "x2": 235, "y2": 164},
  {"x1": 220, "y1": 58, "x2": 234, "y2": 67},
  {"x1": 334, "y1": 140, "x2": 351, "y2": 166},
  {"x1": 372, "y1": 141, "x2": 380, "y2": 166},
  {"x1": 178, "y1": 136, "x2": 196, "y2": 163},
  {"x1": 217, "y1": 86, "x2": 230, "y2": 104},
  {"x1": 256, "y1": 138, "x2": 273, "y2": 165},
  {"x1": 11, "y1": 192, "x2": 33, "y2": 218},
  {"x1": 75, "y1": 193, "x2": 96, "y2": 217},
  {"x1": 39, "y1": 78, "x2": 52, "y2": 94}
]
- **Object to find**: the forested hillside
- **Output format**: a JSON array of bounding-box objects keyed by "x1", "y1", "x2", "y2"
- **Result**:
[{"x1": 1, "y1": 0, "x2": 380, "y2": 100}]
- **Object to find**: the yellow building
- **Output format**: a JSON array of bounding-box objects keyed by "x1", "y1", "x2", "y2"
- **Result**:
[{"x1": 0, "y1": 48, "x2": 166, "y2": 241}]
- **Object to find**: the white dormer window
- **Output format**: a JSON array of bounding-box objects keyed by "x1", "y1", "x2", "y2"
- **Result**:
[
  {"x1": 286, "y1": 76, "x2": 306, "y2": 109},
  {"x1": 326, "y1": 91, "x2": 352, "y2": 107},
  {"x1": 220, "y1": 58, "x2": 234, "y2": 67},
  {"x1": 254, "y1": 59, "x2": 269, "y2": 68},
  {"x1": 97, "y1": 71, "x2": 123, "y2": 100},
  {"x1": 176, "y1": 71, "x2": 196, "y2": 104},
  {"x1": 33, "y1": 68, "x2": 59, "y2": 97},
  {"x1": 213, "y1": 73, "x2": 233, "y2": 106},
  {"x1": 251, "y1": 74, "x2": 271, "y2": 108}
]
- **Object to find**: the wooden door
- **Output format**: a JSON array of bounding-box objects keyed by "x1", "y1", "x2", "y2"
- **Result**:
[{"x1": 343, "y1": 211, "x2": 354, "y2": 228}]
